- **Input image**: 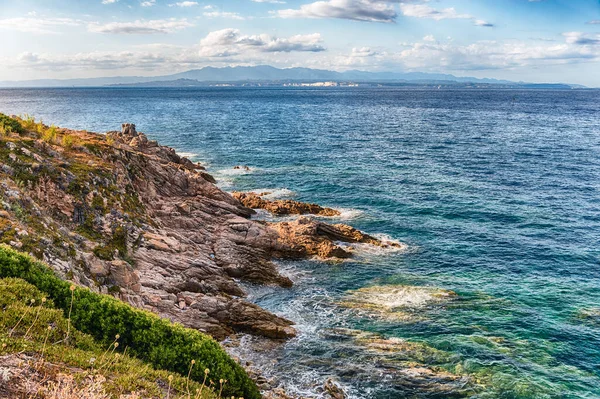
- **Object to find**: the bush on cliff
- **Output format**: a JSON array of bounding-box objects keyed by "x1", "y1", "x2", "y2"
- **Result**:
[
  {"x1": 0, "y1": 113, "x2": 24, "y2": 135},
  {"x1": 0, "y1": 277, "x2": 219, "y2": 398},
  {"x1": 0, "y1": 244, "x2": 261, "y2": 399}
]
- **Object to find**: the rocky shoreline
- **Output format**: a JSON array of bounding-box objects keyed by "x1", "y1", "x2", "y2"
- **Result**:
[{"x1": 0, "y1": 121, "x2": 400, "y2": 357}]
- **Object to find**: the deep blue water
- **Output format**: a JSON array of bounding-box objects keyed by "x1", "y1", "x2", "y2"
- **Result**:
[{"x1": 1, "y1": 87, "x2": 599, "y2": 398}]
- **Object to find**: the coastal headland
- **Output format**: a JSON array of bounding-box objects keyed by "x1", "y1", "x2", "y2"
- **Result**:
[{"x1": 0, "y1": 116, "x2": 400, "y2": 342}]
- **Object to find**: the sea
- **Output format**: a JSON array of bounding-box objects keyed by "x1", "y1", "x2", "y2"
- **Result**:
[{"x1": 1, "y1": 87, "x2": 599, "y2": 398}]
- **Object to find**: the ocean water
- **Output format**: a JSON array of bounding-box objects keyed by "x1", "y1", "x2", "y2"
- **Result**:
[{"x1": 1, "y1": 87, "x2": 599, "y2": 398}]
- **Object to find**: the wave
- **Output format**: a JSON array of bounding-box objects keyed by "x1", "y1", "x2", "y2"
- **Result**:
[
  {"x1": 215, "y1": 166, "x2": 261, "y2": 176},
  {"x1": 311, "y1": 207, "x2": 365, "y2": 221},
  {"x1": 177, "y1": 151, "x2": 199, "y2": 160},
  {"x1": 248, "y1": 188, "x2": 296, "y2": 199},
  {"x1": 336, "y1": 234, "x2": 410, "y2": 258}
]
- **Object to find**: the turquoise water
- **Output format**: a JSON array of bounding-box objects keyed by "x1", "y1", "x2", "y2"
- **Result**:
[{"x1": 1, "y1": 87, "x2": 599, "y2": 398}]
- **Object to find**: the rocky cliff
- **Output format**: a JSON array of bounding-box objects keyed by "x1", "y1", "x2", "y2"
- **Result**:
[{"x1": 0, "y1": 117, "x2": 396, "y2": 343}]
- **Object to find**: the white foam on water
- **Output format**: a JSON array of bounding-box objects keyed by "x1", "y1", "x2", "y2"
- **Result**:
[
  {"x1": 216, "y1": 178, "x2": 234, "y2": 189},
  {"x1": 313, "y1": 207, "x2": 365, "y2": 221},
  {"x1": 333, "y1": 208, "x2": 365, "y2": 220},
  {"x1": 177, "y1": 151, "x2": 199, "y2": 159},
  {"x1": 248, "y1": 188, "x2": 296, "y2": 199},
  {"x1": 344, "y1": 285, "x2": 457, "y2": 311},
  {"x1": 336, "y1": 235, "x2": 410, "y2": 259},
  {"x1": 216, "y1": 166, "x2": 261, "y2": 176}
]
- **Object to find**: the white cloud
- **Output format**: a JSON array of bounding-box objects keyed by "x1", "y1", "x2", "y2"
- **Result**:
[
  {"x1": 8, "y1": 30, "x2": 326, "y2": 73},
  {"x1": 278, "y1": 0, "x2": 397, "y2": 23},
  {"x1": 399, "y1": 4, "x2": 470, "y2": 20},
  {"x1": 351, "y1": 47, "x2": 379, "y2": 57},
  {"x1": 564, "y1": 32, "x2": 600, "y2": 46},
  {"x1": 199, "y1": 28, "x2": 326, "y2": 57},
  {"x1": 88, "y1": 19, "x2": 193, "y2": 34},
  {"x1": 334, "y1": 34, "x2": 600, "y2": 72},
  {"x1": 252, "y1": 0, "x2": 286, "y2": 3},
  {"x1": 203, "y1": 11, "x2": 246, "y2": 20},
  {"x1": 399, "y1": 3, "x2": 494, "y2": 26},
  {"x1": 170, "y1": 1, "x2": 198, "y2": 6},
  {"x1": 12, "y1": 50, "x2": 190, "y2": 71},
  {"x1": 0, "y1": 17, "x2": 82, "y2": 34},
  {"x1": 141, "y1": 0, "x2": 156, "y2": 6},
  {"x1": 102, "y1": 0, "x2": 118, "y2": 4},
  {"x1": 474, "y1": 20, "x2": 494, "y2": 27}
]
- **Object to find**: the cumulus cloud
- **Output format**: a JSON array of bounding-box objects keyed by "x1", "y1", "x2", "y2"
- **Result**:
[
  {"x1": 334, "y1": 34, "x2": 600, "y2": 72},
  {"x1": 399, "y1": 3, "x2": 493, "y2": 27},
  {"x1": 351, "y1": 47, "x2": 379, "y2": 57},
  {"x1": 564, "y1": 32, "x2": 600, "y2": 45},
  {"x1": 141, "y1": 0, "x2": 156, "y2": 6},
  {"x1": 276, "y1": 0, "x2": 493, "y2": 25},
  {"x1": 88, "y1": 19, "x2": 193, "y2": 34},
  {"x1": 399, "y1": 4, "x2": 470, "y2": 20},
  {"x1": 277, "y1": 0, "x2": 397, "y2": 23},
  {"x1": 0, "y1": 17, "x2": 82, "y2": 34},
  {"x1": 474, "y1": 20, "x2": 494, "y2": 27},
  {"x1": 8, "y1": 30, "x2": 326, "y2": 73},
  {"x1": 13, "y1": 51, "x2": 166, "y2": 71},
  {"x1": 102, "y1": 0, "x2": 118, "y2": 4},
  {"x1": 199, "y1": 28, "x2": 325, "y2": 56}
]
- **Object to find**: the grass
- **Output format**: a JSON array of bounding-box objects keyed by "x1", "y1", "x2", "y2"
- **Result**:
[
  {"x1": 0, "y1": 245, "x2": 260, "y2": 399},
  {"x1": 62, "y1": 132, "x2": 79, "y2": 149},
  {"x1": 0, "y1": 277, "x2": 223, "y2": 399}
]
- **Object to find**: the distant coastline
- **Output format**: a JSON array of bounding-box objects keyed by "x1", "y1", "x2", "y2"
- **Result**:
[{"x1": 0, "y1": 65, "x2": 586, "y2": 89}]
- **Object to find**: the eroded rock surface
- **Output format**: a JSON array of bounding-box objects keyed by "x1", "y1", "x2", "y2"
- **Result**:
[
  {"x1": 271, "y1": 217, "x2": 403, "y2": 259},
  {"x1": 233, "y1": 191, "x2": 340, "y2": 217},
  {"x1": 0, "y1": 120, "x2": 402, "y2": 341}
]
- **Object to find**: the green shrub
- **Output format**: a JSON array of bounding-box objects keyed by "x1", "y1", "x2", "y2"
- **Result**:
[
  {"x1": 21, "y1": 114, "x2": 36, "y2": 130},
  {"x1": 93, "y1": 225, "x2": 129, "y2": 262},
  {"x1": 0, "y1": 244, "x2": 260, "y2": 399},
  {"x1": 0, "y1": 113, "x2": 24, "y2": 135},
  {"x1": 62, "y1": 133, "x2": 79, "y2": 149},
  {"x1": 42, "y1": 124, "x2": 57, "y2": 143},
  {"x1": 0, "y1": 277, "x2": 218, "y2": 398}
]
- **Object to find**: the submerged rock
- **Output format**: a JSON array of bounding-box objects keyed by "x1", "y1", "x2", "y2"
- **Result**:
[
  {"x1": 324, "y1": 378, "x2": 347, "y2": 399},
  {"x1": 575, "y1": 307, "x2": 600, "y2": 325},
  {"x1": 340, "y1": 285, "x2": 457, "y2": 320}
]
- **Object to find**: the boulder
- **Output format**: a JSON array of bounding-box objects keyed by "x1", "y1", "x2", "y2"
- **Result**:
[{"x1": 232, "y1": 191, "x2": 340, "y2": 217}]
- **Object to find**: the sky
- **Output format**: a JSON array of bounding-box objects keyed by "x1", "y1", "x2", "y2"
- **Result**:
[{"x1": 1, "y1": 0, "x2": 599, "y2": 85}]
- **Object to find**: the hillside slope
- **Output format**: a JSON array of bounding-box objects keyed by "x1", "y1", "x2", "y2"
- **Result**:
[{"x1": 0, "y1": 114, "x2": 395, "y2": 343}]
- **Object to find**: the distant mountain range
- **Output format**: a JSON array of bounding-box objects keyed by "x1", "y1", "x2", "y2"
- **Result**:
[{"x1": 0, "y1": 65, "x2": 585, "y2": 88}]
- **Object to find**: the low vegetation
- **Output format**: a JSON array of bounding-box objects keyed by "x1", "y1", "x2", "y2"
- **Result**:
[
  {"x1": 0, "y1": 113, "x2": 24, "y2": 135},
  {"x1": 0, "y1": 245, "x2": 260, "y2": 399}
]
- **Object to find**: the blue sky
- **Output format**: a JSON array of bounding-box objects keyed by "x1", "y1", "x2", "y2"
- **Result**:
[{"x1": 1, "y1": 0, "x2": 599, "y2": 85}]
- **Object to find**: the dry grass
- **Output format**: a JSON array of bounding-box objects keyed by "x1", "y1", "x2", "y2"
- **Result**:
[{"x1": 0, "y1": 278, "x2": 224, "y2": 399}]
